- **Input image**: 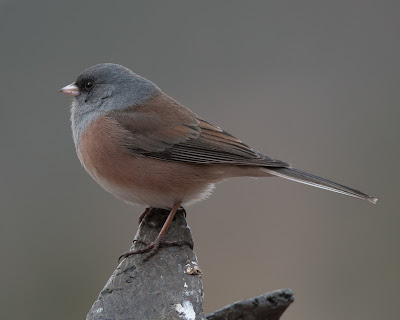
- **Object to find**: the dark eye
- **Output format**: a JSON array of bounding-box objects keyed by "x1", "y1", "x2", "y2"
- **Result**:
[{"x1": 85, "y1": 80, "x2": 94, "y2": 89}]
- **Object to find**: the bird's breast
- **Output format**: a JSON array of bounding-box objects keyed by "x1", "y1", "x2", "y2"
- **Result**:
[{"x1": 76, "y1": 116, "x2": 226, "y2": 207}]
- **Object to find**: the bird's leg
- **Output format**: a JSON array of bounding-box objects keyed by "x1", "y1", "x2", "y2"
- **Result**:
[
  {"x1": 138, "y1": 207, "x2": 153, "y2": 224},
  {"x1": 180, "y1": 206, "x2": 187, "y2": 218},
  {"x1": 120, "y1": 203, "x2": 191, "y2": 261}
]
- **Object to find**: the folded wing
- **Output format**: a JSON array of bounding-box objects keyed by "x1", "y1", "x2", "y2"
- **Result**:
[{"x1": 107, "y1": 95, "x2": 289, "y2": 167}]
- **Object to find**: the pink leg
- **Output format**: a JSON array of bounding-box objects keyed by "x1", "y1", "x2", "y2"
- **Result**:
[{"x1": 120, "y1": 203, "x2": 190, "y2": 261}]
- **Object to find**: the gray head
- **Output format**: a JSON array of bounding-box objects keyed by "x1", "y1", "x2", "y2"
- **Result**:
[{"x1": 60, "y1": 63, "x2": 159, "y2": 147}]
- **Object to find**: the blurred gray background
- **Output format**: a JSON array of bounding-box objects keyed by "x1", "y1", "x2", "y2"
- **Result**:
[{"x1": 1, "y1": 1, "x2": 398, "y2": 319}]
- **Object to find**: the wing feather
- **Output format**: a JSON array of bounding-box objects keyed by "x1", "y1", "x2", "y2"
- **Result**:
[{"x1": 107, "y1": 93, "x2": 289, "y2": 167}]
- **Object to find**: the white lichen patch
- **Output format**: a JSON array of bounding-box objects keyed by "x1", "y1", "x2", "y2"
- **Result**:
[
  {"x1": 186, "y1": 264, "x2": 202, "y2": 275},
  {"x1": 95, "y1": 307, "x2": 103, "y2": 314},
  {"x1": 175, "y1": 300, "x2": 196, "y2": 320}
]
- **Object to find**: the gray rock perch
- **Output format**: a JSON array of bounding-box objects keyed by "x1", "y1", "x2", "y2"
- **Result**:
[{"x1": 87, "y1": 208, "x2": 294, "y2": 320}]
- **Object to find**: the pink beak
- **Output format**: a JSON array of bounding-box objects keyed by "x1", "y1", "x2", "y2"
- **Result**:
[{"x1": 59, "y1": 83, "x2": 79, "y2": 96}]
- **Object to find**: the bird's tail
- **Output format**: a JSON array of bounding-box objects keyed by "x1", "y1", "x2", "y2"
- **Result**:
[{"x1": 262, "y1": 167, "x2": 377, "y2": 204}]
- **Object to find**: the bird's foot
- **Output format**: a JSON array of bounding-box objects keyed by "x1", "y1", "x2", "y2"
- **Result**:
[
  {"x1": 180, "y1": 207, "x2": 187, "y2": 218},
  {"x1": 138, "y1": 207, "x2": 153, "y2": 224},
  {"x1": 119, "y1": 237, "x2": 193, "y2": 262}
]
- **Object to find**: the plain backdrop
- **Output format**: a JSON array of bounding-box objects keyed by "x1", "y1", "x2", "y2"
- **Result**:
[{"x1": 1, "y1": 1, "x2": 399, "y2": 320}]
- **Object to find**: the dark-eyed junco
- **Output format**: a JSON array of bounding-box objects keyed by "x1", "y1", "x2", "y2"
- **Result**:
[{"x1": 60, "y1": 63, "x2": 377, "y2": 260}]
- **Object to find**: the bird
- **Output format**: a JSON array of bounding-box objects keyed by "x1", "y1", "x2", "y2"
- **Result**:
[{"x1": 60, "y1": 63, "x2": 377, "y2": 260}]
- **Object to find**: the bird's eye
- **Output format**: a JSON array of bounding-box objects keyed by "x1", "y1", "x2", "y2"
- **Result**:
[{"x1": 85, "y1": 81, "x2": 94, "y2": 89}]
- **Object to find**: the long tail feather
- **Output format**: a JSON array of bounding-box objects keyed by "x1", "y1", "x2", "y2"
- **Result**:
[{"x1": 262, "y1": 167, "x2": 377, "y2": 204}]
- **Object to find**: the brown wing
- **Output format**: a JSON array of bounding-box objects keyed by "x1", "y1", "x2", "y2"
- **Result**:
[
  {"x1": 158, "y1": 119, "x2": 290, "y2": 166},
  {"x1": 108, "y1": 93, "x2": 289, "y2": 167}
]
